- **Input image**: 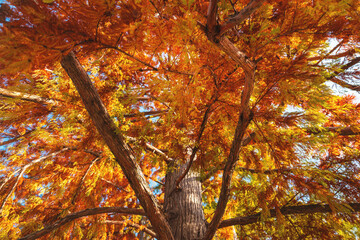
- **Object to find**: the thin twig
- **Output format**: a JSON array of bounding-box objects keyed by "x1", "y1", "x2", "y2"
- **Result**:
[
  {"x1": 0, "y1": 148, "x2": 70, "y2": 211},
  {"x1": 0, "y1": 129, "x2": 35, "y2": 146},
  {"x1": 174, "y1": 95, "x2": 217, "y2": 189},
  {"x1": 19, "y1": 207, "x2": 146, "y2": 240},
  {"x1": 100, "y1": 178, "x2": 129, "y2": 193},
  {"x1": 104, "y1": 220, "x2": 157, "y2": 238},
  {"x1": 71, "y1": 156, "x2": 101, "y2": 204}
]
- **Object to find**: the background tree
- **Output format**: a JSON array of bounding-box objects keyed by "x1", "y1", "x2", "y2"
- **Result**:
[{"x1": 1, "y1": 0, "x2": 360, "y2": 239}]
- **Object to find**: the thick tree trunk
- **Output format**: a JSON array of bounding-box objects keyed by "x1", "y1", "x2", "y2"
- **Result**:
[{"x1": 164, "y1": 164, "x2": 207, "y2": 240}]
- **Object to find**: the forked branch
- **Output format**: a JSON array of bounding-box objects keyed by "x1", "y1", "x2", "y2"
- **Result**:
[
  {"x1": 203, "y1": 1, "x2": 264, "y2": 239},
  {"x1": 220, "y1": 0, "x2": 266, "y2": 35}
]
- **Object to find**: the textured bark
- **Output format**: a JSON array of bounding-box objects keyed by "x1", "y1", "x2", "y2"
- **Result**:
[
  {"x1": 164, "y1": 163, "x2": 207, "y2": 240},
  {"x1": 60, "y1": 52, "x2": 174, "y2": 240}
]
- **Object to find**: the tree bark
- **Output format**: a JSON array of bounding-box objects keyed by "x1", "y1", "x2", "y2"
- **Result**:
[
  {"x1": 60, "y1": 52, "x2": 174, "y2": 240},
  {"x1": 164, "y1": 163, "x2": 207, "y2": 240}
]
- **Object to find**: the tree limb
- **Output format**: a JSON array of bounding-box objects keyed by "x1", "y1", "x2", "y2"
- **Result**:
[
  {"x1": 0, "y1": 87, "x2": 56, "y2": 105},
  {"x1": 0, "y1": 129, "x2": 35, "y2": 146},
  {"x1": 123, "y1": 109, "x2": 168, "y2": 118},
  {"x1": 307, "y1": 126, "x2": 360, "y2": 136},
  {"x1": 60, "y1": 52, "x2": 174, "y2": 240},
  {"x1": 0, "y1": 148, "x2": 69, "y2": 212},
  {"x1": 325, "y1": 56, "x2": 360, "y2": 92},
  {"x1": 71, "y1": 156, "x2": 101, "y2": 204},
  {"x1": 0, "y1": 87, "x2": 166, "y2": 119},
  {"x1": 104, "y1": 220, "x2": 157, "y2": 238},
  {"x1": 203, "y1": 28, "x2": 256, "y2": 240},
  {"x1": 19, "y1": 207, "x2": 146, "y2": 240},
  {"x1": 308, "y1": 49, "x2": 356, "y2": 61},
  {"x1": 220, "y1": 0, "x2": 266, "y2": 35},
  {"x1": 100, "y1": 178, "x2": 129, "y2": 193},
  {"x1": 206, "y1": 0, "x2": 219, "y2": 42},
  {"x1": 175, "y1": 98, "x2": 215, "y2": 189},
  {"x1": 203, "y1": 1, "x2": 264, "y2": 238},
  {"x1": 126, "y1": 136, "x2": 173, "y2": 162},
  {"x1": 218, "y1": 203, "x2": 360, "y2": 228},
  {"x1": 328, "y1": 77, "x2": 360, "y2": 92}
]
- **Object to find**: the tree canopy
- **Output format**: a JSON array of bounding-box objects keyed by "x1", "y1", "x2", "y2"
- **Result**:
[{"x1": 1, "y1": 0, "x2": 360, "y2": 239}]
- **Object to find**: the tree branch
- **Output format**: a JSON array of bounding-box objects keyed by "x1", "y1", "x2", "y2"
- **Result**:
[
  {"x1": 308, "y1": 49, "x2": 356, "y2": 61},
  {"x1": 71, "y1": 156, "x2": 101, "y2": 204},
  {"x1": 0, "y1": 129, "x2": 35, "y2": 146},
  {"x1": 100, "y1": 178, "x2": 129, "y2": 193},
  {"x1": 203, "y1": 33, "x2": 255, "y2": 240},
  {"x1": 19, "y1": 207, "x2": 146, "y2": 240},
  {"x1": 203, "y1": 1, "x2": 264, "y2": 238},
  {"x1": 126, "y1": 136, "x2": 173, "y2": 162},
  {"x1": 175, "y1": 98, "x2": 215, "y2": 189},
  {"x1": 328, "y1": 77, "x2": 360, "y2": 92},
  {"x1": 0, "y1": 87, "x2": 166, "y2": 120},
  {"x1": 0, "y1": 87, "x2": 56, "y2": 105},
  {"x1": 325, "y1": 56, "x2": 360, "y2": 92},
  {"x1": 219, "y1": 203, "x2": 360, "y2": 228},
  {"x1": 220, "y1": 0, "x2": 266, "y2": 35},
  {"x1": 206, "y1": 0, "x2": 219, "y2": 42},
  {"x1": 123, "y1": 109, "x2": 168, "y2": 118},
  {"x1": 104, "y1": 220, "x2": 157, "y2": 238},
  {"x1": 0, "y1": 148, "x2": 70, "y2": 212},
  {"x1": 307, "y1": 126, "x2": 360, "y2": 136},
  {"x1": 60, "y1": 52, "x2": 174, "y2": 240}
]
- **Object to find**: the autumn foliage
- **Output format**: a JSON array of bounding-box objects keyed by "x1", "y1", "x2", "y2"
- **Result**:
[{"x1": 1, "y1": 0, "x2": 360, "y2": 239}]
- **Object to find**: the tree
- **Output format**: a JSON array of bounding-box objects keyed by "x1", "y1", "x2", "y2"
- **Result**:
[{"x1": 1, "y1": 0, "x2": 360, "y2": 239}]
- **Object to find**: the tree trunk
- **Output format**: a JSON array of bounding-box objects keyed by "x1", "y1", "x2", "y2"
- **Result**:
[{"x1": 164, "y1": 163, "x2": 207, "y2": 240}]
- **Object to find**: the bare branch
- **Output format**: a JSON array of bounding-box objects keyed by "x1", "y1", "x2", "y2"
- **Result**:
[
  {"x1": 60, "y1": 52, "x2": 174, "y2": 240},
  {"x1": 123, "y1": 109, "x2": 168, "y2": 118},
  {"x1": 175, "y1": 98, "x2": 216, "y2": 189},
  {"x1": 323, "y1": 56, "x2": 360, "y2": 92},
  {"x1": 219, "y1": 203, "x2": 360, "y2": 228},
  {"x1": 328, "y1": 77, "x2": 360, "y2": 92},
  {"x1": 307, "y1": 126, "x2": 360, "y2": 136},
  {"x1": 0, "y1": 129, "x2": 35, "y2": 146},
  {"x1": 98, "y1": 43, "x2": 158, "y2": 71},
  {"x1": 220, "y1": 0, "x2": 266, "y2": 35},
  {"x1": 0, "y1": 87, "x2": 56, "y2": 105},
  {"x1": 0, "y1": 166, "x2": 26, "y2": 211},
  {"x1": 338, "y1": 56, "x2": 360, "y2": 72},
  {"x1": 0, "y1": 148, "x2": 70, "y2": 211},
  {"x1": 308, "y1": 49, "x2": 356, "y2": 61},
  {"x1": 126, "y1": 136, "x2": 173, "y2": 162},
  {"x1": 71, "y1": 156, "x2": 101, "y2": 204},
  {"x1": 104, "y1": 220, "x2": 157, "y2": 238},
  {"x1": 19, "y1": 207, "x2": 146, "y2": 240},
  {"x1": 100, "y1": 178, "x2": 129, "y2": 193}
]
